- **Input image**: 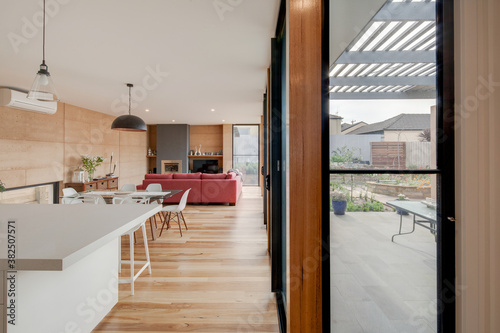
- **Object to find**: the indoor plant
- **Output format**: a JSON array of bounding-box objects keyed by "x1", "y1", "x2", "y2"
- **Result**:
[
  {"x1": 331, "y1": 190, "x2": 348, "y2": 215},
  {"x1": 396, "y1": 193, "x2": 409, "y2": 215},
  {"x1": 81, "y1": 155, "x2": 105, "y2": 181}
]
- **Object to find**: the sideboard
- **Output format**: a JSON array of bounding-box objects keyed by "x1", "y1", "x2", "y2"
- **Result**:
[{"x1": 64, "y1": 177, "x2": 119, "y2": 192}]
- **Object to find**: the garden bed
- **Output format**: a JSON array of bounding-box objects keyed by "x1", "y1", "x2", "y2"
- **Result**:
[{"x1": 366, "y1": 181, "x2": 431, "y2": 199}]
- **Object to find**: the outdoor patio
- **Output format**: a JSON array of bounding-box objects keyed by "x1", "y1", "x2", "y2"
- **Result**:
[{"x1": 331, "y1": 211, "x2": 437, "y2": 333}]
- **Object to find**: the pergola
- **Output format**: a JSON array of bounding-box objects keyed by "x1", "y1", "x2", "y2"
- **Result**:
[{"x1": 329, "y1": 0, "x2": 436, "y2": 100}]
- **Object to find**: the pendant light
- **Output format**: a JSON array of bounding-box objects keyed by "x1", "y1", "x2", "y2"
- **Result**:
[
  {"x1": 27, "y1": 0, "x2": 59, "y2": 102},
  {"x1": 111, "y1": 83, "x2": 147, "y2": 132}
]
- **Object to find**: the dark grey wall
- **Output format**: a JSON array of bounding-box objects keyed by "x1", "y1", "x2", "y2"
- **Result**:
[{"x1": 156, "y1": 124, "x2": 190, "y2": 173}]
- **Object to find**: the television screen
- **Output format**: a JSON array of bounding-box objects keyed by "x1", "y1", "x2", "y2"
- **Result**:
[{"x1": 193, "y1": 160, "x2": 219, "y2": 173}]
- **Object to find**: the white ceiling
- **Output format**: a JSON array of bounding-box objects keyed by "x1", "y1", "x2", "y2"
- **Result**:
[{"x1": 0, "y1": 0, "x2": 280, "y2": 125}]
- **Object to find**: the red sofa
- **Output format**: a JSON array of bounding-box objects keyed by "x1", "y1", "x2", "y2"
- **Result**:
[{"x1": 137, "y1": 172, "x2": 243, "y2": 205}]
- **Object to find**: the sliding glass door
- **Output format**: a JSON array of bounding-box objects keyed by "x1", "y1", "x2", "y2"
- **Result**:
[
  {"x1": 233, "y1": 125, "x2": 260, "y2": 186},
  {"x1": 327, "y1": 0, "x2": 455, "y2": 332}
]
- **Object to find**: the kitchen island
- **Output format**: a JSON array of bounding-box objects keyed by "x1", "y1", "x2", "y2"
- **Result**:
[{"x1": 0, "y1": 203, "x2": 161, "y2": 333}]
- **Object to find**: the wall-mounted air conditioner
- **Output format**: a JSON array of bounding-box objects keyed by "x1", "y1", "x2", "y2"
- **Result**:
[{"x1": 0, "y1": 88, "x2": 57, "y2": 114}]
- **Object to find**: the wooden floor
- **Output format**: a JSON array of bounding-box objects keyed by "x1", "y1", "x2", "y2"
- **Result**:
[{"x1": 94, "y1": 187, "x2": 279, "y2": 333}]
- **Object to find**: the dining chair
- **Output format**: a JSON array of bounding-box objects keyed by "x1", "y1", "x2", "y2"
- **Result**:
[
  {"x1": 145, "y1": 183, "x2": 164, "y2": 227},
  {"x1": 145, "y1": 183, "x2": 162, "y2": 192},
  {"x1": 113, "y1": 196, "x2": 152, "y2": 296},
  {"x1": 121, "y1": 184, "x2": 137, "y2": 192},
  {"x1": 159, "y1": 188, "x2": 191, "y2": 237},
  {"x1": 82, "y1": 194, "x2": 106, "y2": 204},
  {"x1": 62, "y1": 187, "x2": 80, "y2": 204}
]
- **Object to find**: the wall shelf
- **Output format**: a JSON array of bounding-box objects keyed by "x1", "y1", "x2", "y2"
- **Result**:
[{"x1": 188, "y1": 155, "x2": 223, "y2": 158}]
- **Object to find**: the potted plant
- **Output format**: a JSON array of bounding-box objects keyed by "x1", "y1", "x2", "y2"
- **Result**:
[
  {"x1": 81, "y1": 155, "x2": 105, "y2": 181},
  {"x1": 331, "y1": 190, "x2": 347, "y2": 215},
  {"x1": 396, "y1": 193, "x2": 409, "y2": 215}
]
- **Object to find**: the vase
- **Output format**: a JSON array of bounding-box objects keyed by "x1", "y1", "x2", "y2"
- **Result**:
[{"x1": 87, "y1": 171, "x2": 94, "y2": 182}]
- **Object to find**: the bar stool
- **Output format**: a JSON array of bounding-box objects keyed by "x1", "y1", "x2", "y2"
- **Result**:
[{"x1": 113, "y1": 196, "x2": 152, "y2": 295}]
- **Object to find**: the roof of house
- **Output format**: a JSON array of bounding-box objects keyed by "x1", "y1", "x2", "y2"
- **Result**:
[
  {"x1": 341, "y1": 121, "x2": 367, "y2": 132},
  {"x1": 330, "y1": 114, "x2": 343, "y2": 120},
  {"x1": 347, "y1": 114, "x2": 430, "y2": 135}
]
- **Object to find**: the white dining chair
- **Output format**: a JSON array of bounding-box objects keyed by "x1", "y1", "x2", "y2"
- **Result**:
[
  {"x1": 62, "y1": 187, "x2": 81, "y2": 204},
  {"x1": 113, "y1": 196, "x2": 152, "y2": 296},
  {"x1": 145, "y1": 183, "x2": 162, "y2": 192},
  {"x1": 121, "y1": 184, "x2": 137, "y2": 192},
  {"x1": 159, "y1": 188, "x2": 191, "y2": 237},
  {"x1": 81, "y1": 194, "x2": 106, "y2": 204},
  {"x1": 145, "y1": 183, "x2": 164, "y2": 227}
]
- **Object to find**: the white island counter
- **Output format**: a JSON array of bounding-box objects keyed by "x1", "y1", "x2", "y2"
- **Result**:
[{"x1": 0, "y1": 204, "x2": 161, "y2": 333}]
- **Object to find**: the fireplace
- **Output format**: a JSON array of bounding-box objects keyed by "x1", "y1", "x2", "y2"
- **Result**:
[{"x1": 161, "y1": 160, "x2": 182, "y2": 174}]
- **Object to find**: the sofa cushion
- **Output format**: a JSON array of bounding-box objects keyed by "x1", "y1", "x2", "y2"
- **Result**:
[
  {"x1": 202, "y1": 173, "x2": 227, "y2": 179},
  {"x1": 201, "y1": 179, "x2": 240, "y2": 203},
  {"x1": 173, "y1": 173, "x2": 202, "y2": 179},
  {"x1": 145, "y1": 174, "x2": 173, "y2": 179}
]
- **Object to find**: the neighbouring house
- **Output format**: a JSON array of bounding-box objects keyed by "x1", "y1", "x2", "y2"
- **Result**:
[
  {"x1": 329, "y1": 114, "x2": 343, "y2": 134},
  {"x1": 341, "y1": 121, "x2": 368, "y2": 134},
  {"x1": 347, "y1": 113, "x2": 430, "y2": 142}
]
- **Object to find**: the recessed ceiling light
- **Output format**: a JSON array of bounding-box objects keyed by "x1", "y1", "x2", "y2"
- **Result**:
[
  {"x1": 172, "y1": 120, "x2": 175, "y2": 123},
  {"x1": 145, "y1": 109, "x2": 150, "y2": 112},
  {"x1": 222, "y1": 120, "x2": 225, "y2": 122},
  {"x1": 211, "y1": 108, "x2": 215, "y2": 112}
]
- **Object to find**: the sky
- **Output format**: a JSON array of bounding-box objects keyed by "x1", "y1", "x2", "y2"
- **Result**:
[{"x1": 330, "y1": 99, "x2": 436, "y2": 125}]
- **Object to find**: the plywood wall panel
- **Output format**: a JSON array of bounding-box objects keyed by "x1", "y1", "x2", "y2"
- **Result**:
[
  {"x1": 90, "y1": 119, "x2": 119, "y2": 146},
  {"x1": 0, "y1": 102, "x2": 147, "y2": 190},
  {"x1": 64, "y1": 104, "x2": 98, "y2": 123},
  {"x1": 26, "y1": 166, "x2": 63, "y2": 185},
  {"x1": 0, "y1": 104, "x2": 64, "y2": 142},
  {"x1": 190, "y1": 125, "x2": 223, "y2": 153},
  {"x1": 65, "y1": 119, "x2": 91, "y2": 144},
  {"x1": 119, "y1": 146, "x2": 145, "y2": 163},
  {"x1": 0, "y1": 106, "x2": 29, "y2": 140},
  {"x1": 119, "y1": 131, "x2": 147, "y2": 186},
  {"x1": 63, "y1": 143, "x2": 118, "y2": 182},
  {"x1": 24, "y1": 103, "x2": 65, "y2": 142},
  {"x1": 0, "y1": 170, "x2": 26, "y2": 188},
  {"x1": 0, "y1": 140, "x2": 63, "y2": 171},
  {"x1": 119, "y1": 131, "x2": 148, "y2": 147}
]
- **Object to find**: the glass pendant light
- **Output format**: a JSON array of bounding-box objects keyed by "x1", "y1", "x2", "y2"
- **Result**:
[
  {"x1": 27, "y1": 0, "x2": 59, "y2": 102},
  {"x1": 111, "y1": 83, "x2": 147, "y2": 132}
]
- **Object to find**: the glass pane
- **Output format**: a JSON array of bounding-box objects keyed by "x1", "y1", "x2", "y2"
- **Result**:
[
  {"x1": 233, "y1": 125, "x2": 259, "y2": 185},
  {"x1": 0, "y1": 184, "x2": 54, "y2": 204},
  {"x1": 233, "y1": 156, "x2": 259, "y2": 185},
  {"x1": 329, "y1": 0, "x2": 439, "y2": 331},
  {"x1": 330, "y1": 173, "x2": 437, "y2": 332},
  {"x1": 329, "y1": 0, "x2": 438, "y2": 171}
]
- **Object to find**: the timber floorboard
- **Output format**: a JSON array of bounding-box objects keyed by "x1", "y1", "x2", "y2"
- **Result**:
[{"x1": 93, "y1": 187, "x2": 279, "y2": 333}]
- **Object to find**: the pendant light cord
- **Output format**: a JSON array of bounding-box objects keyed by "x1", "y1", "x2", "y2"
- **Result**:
[
  {"x1": 42, "y1": 0, "x2": 46, "y2": 64},
  {"x1": 128, "y1": 85, "x2": 132, "y2": 115}
]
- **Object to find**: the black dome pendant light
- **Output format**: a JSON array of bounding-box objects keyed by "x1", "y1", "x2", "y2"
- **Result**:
[{"x1": 111, "y1": 83, "x2": 147, "y2": 132}]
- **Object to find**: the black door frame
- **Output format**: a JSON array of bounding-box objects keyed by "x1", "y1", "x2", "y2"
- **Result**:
[
  {"x1": 269, "y1": 33, "x2": 287, "y2": 333},
  {"x1": 323, "y1": 0, "x2": 456, "y2": 332}
]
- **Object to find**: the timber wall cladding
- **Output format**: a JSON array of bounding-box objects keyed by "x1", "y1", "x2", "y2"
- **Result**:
[
  {"x1": 371, "y1": 142, "x2": 406, "y2": 169},
  {"x1": 0, "y1": 103, "x2": 147, "y2": 189}
]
